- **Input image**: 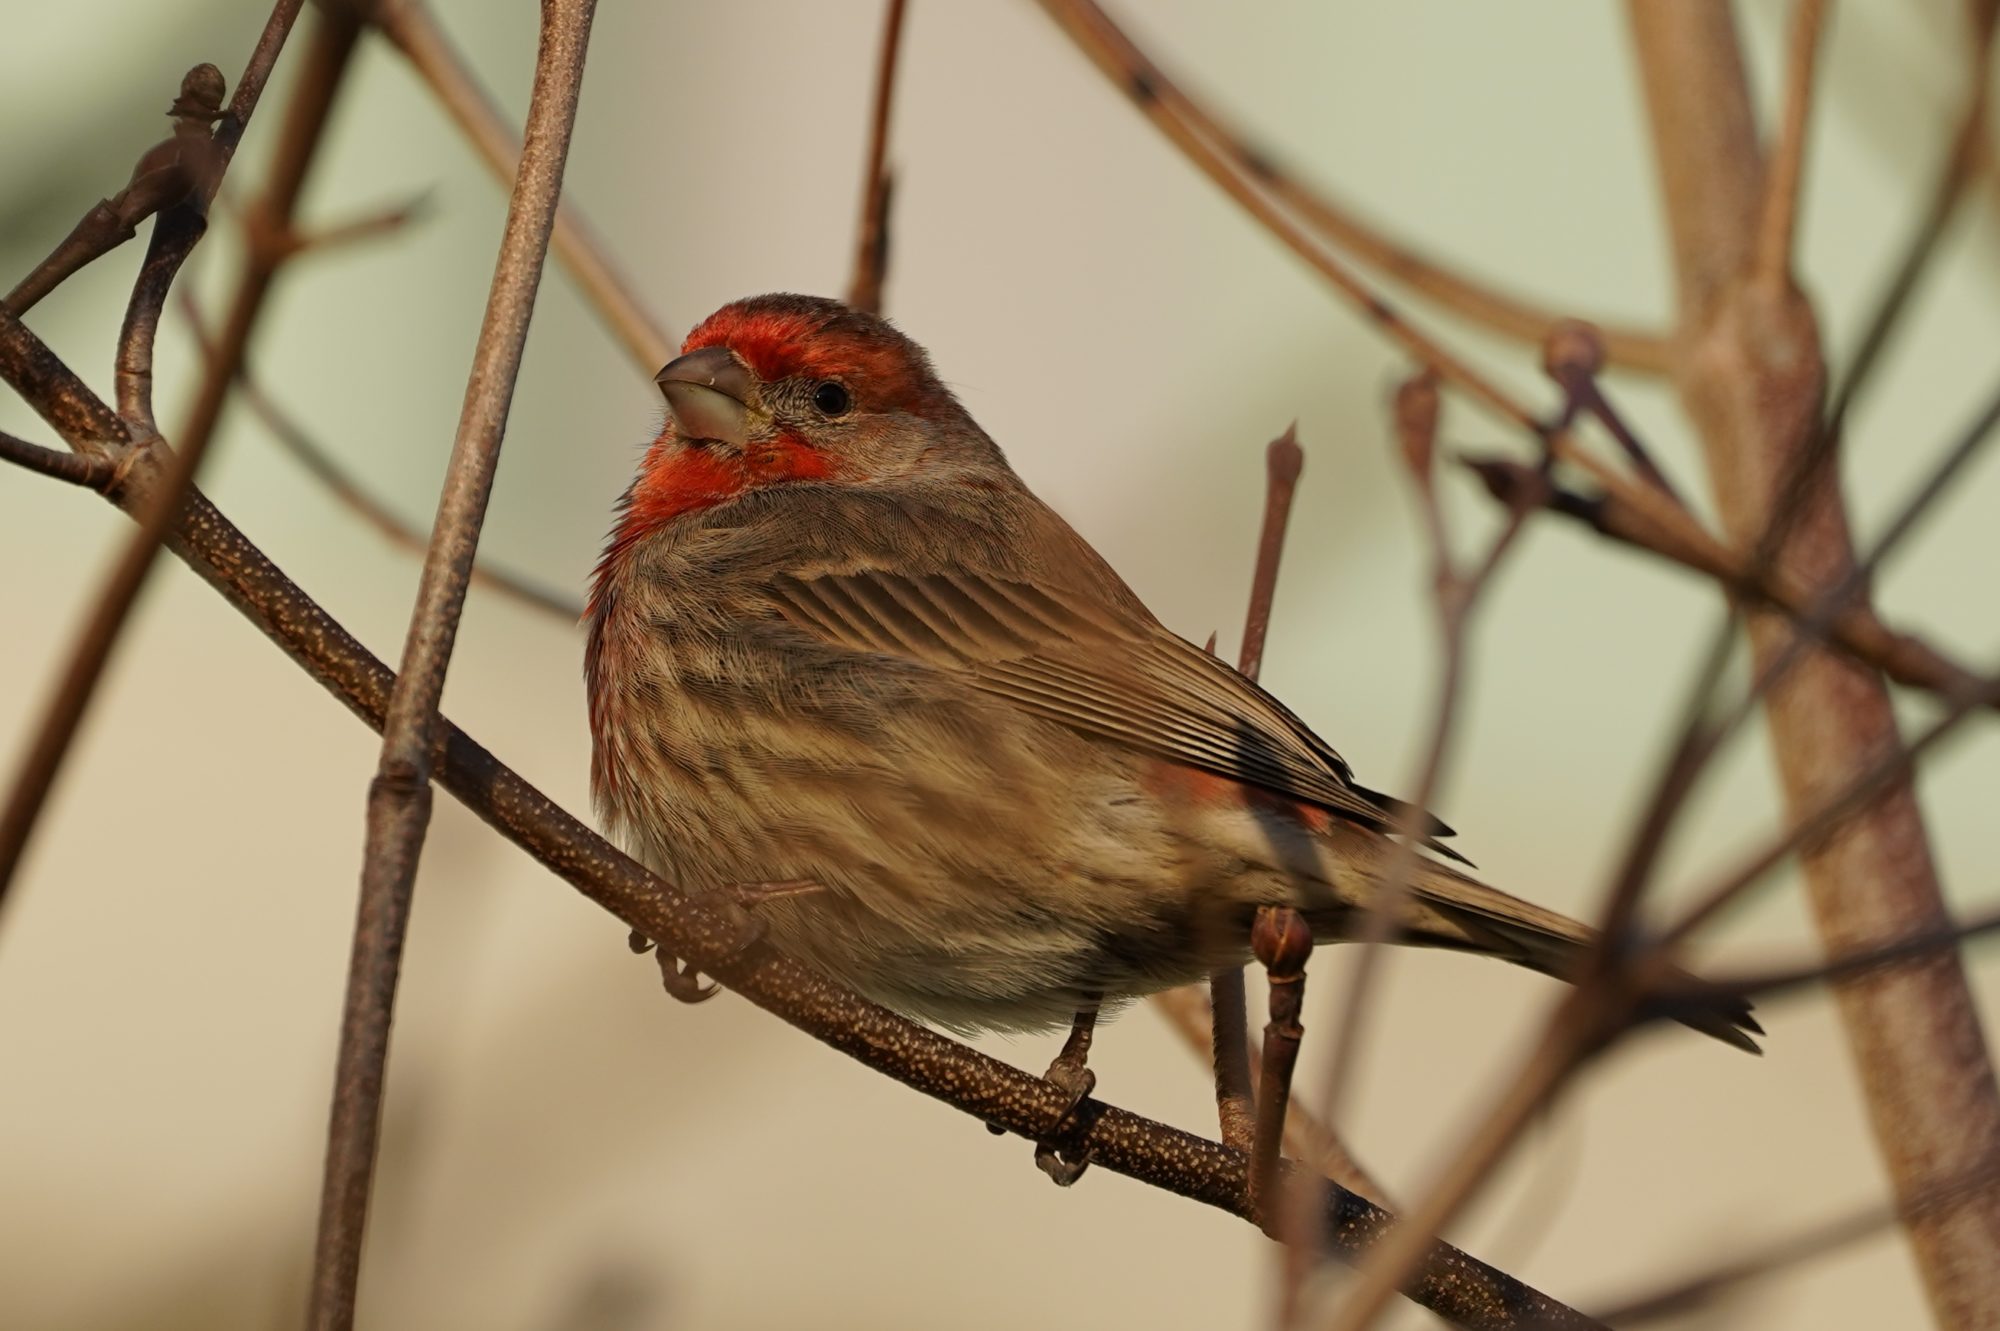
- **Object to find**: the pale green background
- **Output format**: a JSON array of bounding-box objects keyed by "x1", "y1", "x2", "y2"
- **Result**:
[{"x1": 3, "y1": 2, "x2": 1998, "y2": 1328}]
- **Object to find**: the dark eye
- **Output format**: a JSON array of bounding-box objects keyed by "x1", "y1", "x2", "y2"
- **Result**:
[{"x1": 811, "y1": 381, "x2": 852, "y2": 417}]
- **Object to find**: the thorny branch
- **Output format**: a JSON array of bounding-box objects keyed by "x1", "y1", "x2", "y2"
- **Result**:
[{"x1": 308, "y1": 3, "x2": 597, "y2": 1327}]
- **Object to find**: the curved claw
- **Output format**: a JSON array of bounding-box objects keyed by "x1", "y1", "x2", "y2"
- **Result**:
[
  {"x1": 658, "y1": 952, "x2": 721, "y2": 1003},
  {"x1": 1035, "y1": 1140, "x2": 1092, "y2": 1186}
]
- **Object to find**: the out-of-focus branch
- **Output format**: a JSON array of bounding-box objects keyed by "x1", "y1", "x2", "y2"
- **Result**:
[
  {"x1": 1311, "y1": 367, "x2": 1545, "y2": 1331},
  {"x1": 1462, "y1": 371, "x2": 1996, "y2": 713},
  {"x1": 374, "y1": 0, "x2": 676, "y2": 373},
  {"x1": 1029, "y1": 0, "x2": 1675, "y2": 373},
  {"x1": 1752, "y1": 0, "x2": 1829, "y2": 293},
  {"x1": 0, "y1": 311, "x2": 1601, "y2": 1331},
  {"x1": 179, "y1": 292, "x2": 583, "y2": 621},
  {"x1": 308, "y1": 4, "x2": 597, "y2": 1327},
  {"x1": 1590, "y1": 1156, "x2": 2000, "y2": 1327},
  {"x1": 1625, "y1": 6, "x2": 2000, "y2": 1329},
  {"x1": 1826, "y1": 7, "x2": 1993, "y2": 448},
  {"x1": 1029, "y1": 0, "x2": 1554, "y2": 433},
  {"x1": 846, "y1": 0, "x2": 908, "y2": 315},
  {"x1": 0, "y1": 0, "x2": 320, "y2": 910}
]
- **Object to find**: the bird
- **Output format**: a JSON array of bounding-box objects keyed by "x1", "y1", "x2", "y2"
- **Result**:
[{"x1": 585, "y1": 293, "x2": 1761, "y2": 1124}]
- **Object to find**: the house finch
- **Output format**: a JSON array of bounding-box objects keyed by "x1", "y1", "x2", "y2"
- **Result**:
[{"x1": 586, "y1": 294, "x2": 1760, "y2": 1071}]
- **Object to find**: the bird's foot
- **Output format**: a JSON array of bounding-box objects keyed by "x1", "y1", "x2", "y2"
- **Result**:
[
  {"x1": 628, "y1": 878, "x2": 824, "y2": 1004},
  {"x1": 1032, "y1": 1003, "x2": 1101, "y2": 1186}
]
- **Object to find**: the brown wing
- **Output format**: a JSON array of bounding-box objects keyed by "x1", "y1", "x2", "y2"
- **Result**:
[{"x1": 761, "y1": 564, "x2": 1459, "y2": 852}]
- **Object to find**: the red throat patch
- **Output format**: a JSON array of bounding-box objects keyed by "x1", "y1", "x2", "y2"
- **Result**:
[
  {"x1": 629, "y1": 431, "x2": 836, "y2": 523},
  {"x1": 586, "y1": 431, "x2": 837, "y2": 624}
]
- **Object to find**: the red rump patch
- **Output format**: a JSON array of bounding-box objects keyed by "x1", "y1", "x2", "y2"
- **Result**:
[
  {"x1": 1142, "y1": 760, "x2": 1336, "y2": 835},
  {"x1": 681, "y1": 295, "x2": 950, "y2": 418}
]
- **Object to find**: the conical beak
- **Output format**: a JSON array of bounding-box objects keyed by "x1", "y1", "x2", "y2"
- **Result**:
[{"x1": 655, "y1": 346, "x2": 755, "y2": 446}]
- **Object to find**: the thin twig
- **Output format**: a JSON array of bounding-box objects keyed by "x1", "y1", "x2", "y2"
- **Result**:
[
  {"x1": 1327, "y1": 1028, "x2": 1586, "y2": 1331},
  {"x1": 2, "y1": 67, "x2": 227, "y2": 318},
  {"x1": 1589, "y1": 1156, "x2": 2000, "y2": 1326},
  {"x1": 1463, "y1": 455, "x2": 1989, "y2": 711},
  {"x1": 1310, "y1": 369, "x2": 1543, "y2": 1331},
  {"x1": 1752, "y1": 0, "x2": 1830, "y2": 293},
  {"x1": 1541, "y1": 322, "x2": 1683, "y2": 504},
  {"x1": 1029, "y1": 0, "x2": 1553, "y2": 433},
  {"x1": 1149, "y1": 984, "x2": 1389, "y2": 1202},
  {"x1": 375, "y1": 0, "x2": 675, "y2": 374},
  {"x1": 179, "y1": 291, "x2": 582, "y2": 620},
  {"x1": 0, "y1": 429, "x2": 116, "y2": 489},
  {"x1": 1713, "y1": 898, "x2": 2000, "y2": 1008},
  {"x1": 1819, "y1": 15, "x2": 1994, "y2": 453},
  {"x1": 1200, "y1": 426, "x2": 1303, "y2": 1157},
  {"x1": 0, "y1": 0, "x2": 317, "y2": 909},
  {"x1": 847, "y1": 0, "x2": 909, "y2": 314},
  {"x1": 1029, "y1": 0, "x2": 1675, "y2": 373},
  {"x1": 0, "y1": 314, "x2": 1600, "y2": 1331},
  {"x1": 307, "y1": 4, "x2": 596, "y2": 1326}
]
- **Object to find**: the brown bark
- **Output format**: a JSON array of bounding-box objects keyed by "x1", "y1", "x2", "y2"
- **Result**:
[{"x1": 1627, "y1": 6, "x2": 2000, "y2": 1327}]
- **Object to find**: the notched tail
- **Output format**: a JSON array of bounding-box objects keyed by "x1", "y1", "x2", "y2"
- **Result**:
[{"x1": 1357, "y1": 859, "x2": 1764, "y2": 1055}]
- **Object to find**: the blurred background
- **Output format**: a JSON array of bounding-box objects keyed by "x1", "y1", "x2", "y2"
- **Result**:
[{"x1": 3, "y1": 2, "x2": 1999, "y2": 1327}]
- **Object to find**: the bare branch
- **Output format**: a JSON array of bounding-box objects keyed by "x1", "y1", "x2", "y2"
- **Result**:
[
  {"x1": 1590, "y1": 1157, "x2": 2000, "y2": 1326},
  {"x1": 0, "y1": 429, "x2": 117, "y2": 490},
  {"x1": 308, "y1": 4, "x2": 597, "y2": 1325},
  {"x1": 2, "y1": 66, "x2": 227, "y2": 318},
  {"x1": 1030, "y1": 0, "x2": 1675, "y2": 373},
  {"x1": 1029, "y1": 0, "x2": 1557, "y2": 433},
  {"x1": 1313, "y1": 368, "x2": 1545, "y2": 1331},
  {"x1": 1470, "y1": 348, "x2": 2000, "y2": 729},
  {"x1": 847, "y1": 0, "x2": 909, "y2": 314},
  {"x1": 0, "y1": 318, "x2": 1600, "y2": 1330},
  {"x1": 0, "y1": 0, "x2": 322, "y2": 910},
  {"x1": 375, "y1": 0, "x2": 676, "y2": 374},
  {"x1": 1752, "y1": 0, "x2": 1830, "y2": 293},
  {"x1": 1625, "y1": 8, "x2": 2000, "y2": 1323},
  {"x1": 179, "y1": 292, "x2": 582, "y2": 621}
]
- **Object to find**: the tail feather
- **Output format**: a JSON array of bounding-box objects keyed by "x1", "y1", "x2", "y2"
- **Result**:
[{"x1": 1334, "y1": 857, "x2": 1764, "y2": 1055}]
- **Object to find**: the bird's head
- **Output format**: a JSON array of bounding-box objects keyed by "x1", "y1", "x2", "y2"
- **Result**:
[{"x1": 630, "y1": 293, "x2": 993, "y2": 522}]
